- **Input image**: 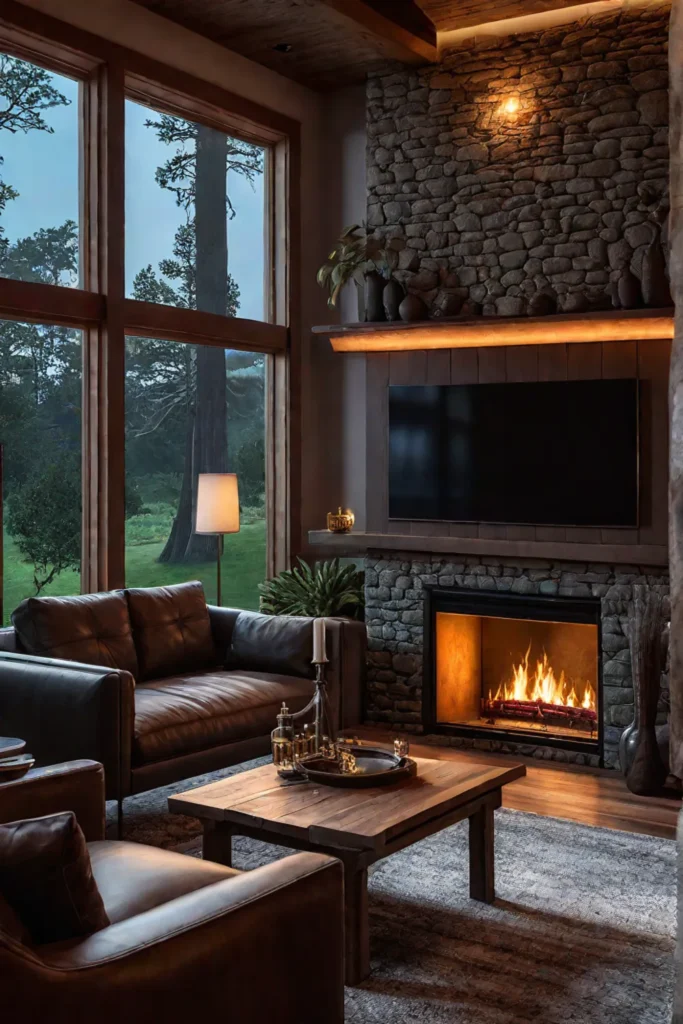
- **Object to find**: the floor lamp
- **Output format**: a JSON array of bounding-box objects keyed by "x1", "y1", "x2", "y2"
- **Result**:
[{"x1": 195, "y1": 473, "x2": 240, "y2": 607}]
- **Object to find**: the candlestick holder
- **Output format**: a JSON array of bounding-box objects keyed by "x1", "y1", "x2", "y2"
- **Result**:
[{"x1": 271, "y1": 658, "x2": 337, "y2": 778}]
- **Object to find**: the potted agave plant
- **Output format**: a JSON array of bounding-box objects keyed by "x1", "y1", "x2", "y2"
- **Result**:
[
  {"x1": 259, "y1": 558, "x2": 364, "y2": 620},
  {"x1": 317, "y1": 224, "x2": 390, "y2": 322}
]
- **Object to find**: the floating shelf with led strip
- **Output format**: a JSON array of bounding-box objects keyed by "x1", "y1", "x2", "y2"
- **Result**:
[{"x1": 312, "y1": 307, "x2": 674, "y2": 353}]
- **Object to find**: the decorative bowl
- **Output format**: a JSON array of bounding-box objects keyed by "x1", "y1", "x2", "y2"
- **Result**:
[
  {"x1": 294, "y1": 746, "x2": 416, "y2": 788},
  {"x1": 0, "y1": 753, "x2": 35, "y2": 782}
]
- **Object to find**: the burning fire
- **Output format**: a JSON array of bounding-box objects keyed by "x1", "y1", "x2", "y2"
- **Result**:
[{"x1": 490, "y1": 645, "x2": 596, "y2": 713}]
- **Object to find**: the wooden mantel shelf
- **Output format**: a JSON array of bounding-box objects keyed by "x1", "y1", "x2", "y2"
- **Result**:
[
  {"x1": 312, "y1": 307, "x2": 674, "y2": 353},
  {"x1": 307, "y1": 530, "x2": 668, "y2": 567}
]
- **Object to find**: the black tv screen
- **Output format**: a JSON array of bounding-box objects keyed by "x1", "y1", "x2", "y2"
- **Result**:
[{"x1": 388, "y1": 379, "x2": 639, "y2": 527}]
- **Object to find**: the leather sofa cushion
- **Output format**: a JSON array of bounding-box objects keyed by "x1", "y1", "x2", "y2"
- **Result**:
[
  {"x1": 133, "y1": 669, "x2": 315, "y2": 765},
  {"x1": 126, "y1": 581, "x2": 216, "y2": 681},
  {"x1": 89, "y1": 840, "x2": 238, "y2": 924},
  {"x1": 0, "y1": 812, "x2": 109, "y2": 944},
  {"x1": 229, "y1": 611, "x2": 314, "y2": 679},
  {"x1": 11, "y1": 591, "x2": 138, "y2": 679}
]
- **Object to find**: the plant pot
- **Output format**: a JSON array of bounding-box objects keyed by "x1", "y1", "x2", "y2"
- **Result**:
[
  {"x1": 364, "y1": 271, "x2": 386, "y2": 323},
  {"x1": 383, "y1": 278, "x2": 405, "y2": 322}
]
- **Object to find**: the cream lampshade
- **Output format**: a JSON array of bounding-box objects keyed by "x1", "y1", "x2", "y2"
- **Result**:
[
  {"x1": 196, "y1": 473, "x2": 240, "y2": 535},
  {"x1": 195, "y1": 473, "x2": 240, "y2": 606}
]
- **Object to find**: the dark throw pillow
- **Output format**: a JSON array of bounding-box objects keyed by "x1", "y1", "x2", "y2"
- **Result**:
[
  {"x1": 126, "y1": 581, "x2": 216, "y2": 681},
  {"x1": 229, "y1": 610, "x2": 314, "y2": 678},
  {"x1": 0, "y1": 812, "x2": 109, "y2": 945}
]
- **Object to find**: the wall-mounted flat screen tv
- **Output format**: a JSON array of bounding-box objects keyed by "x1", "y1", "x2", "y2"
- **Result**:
[{"x1": 388, "y1": 379, "x2": 639, "y2": 527}]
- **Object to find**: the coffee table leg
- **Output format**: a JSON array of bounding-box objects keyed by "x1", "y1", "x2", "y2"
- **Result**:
[
  {"x1": 202, "y1": 821, "x2": 234, "y2": 867},
  {"x1": 469, "y1": 800, "x2": 495, "y2": 903},
  {"x1": 344, "y1": 863, "x2": 370, "y2": 986}
]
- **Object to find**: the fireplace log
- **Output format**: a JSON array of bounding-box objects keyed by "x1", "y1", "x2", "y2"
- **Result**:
[{"x1": 484, "y1": 698, "x2": 597, "y2": 730}]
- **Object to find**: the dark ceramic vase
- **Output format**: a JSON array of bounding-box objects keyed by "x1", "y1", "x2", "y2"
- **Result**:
[
  {"x1": 617, "y1": 267, "x2": 642, "y2": 310},
  {"x1": 364, "y1": 271, "x2": 386, "y2": 323},
  {"x1": 622, "y1": 588, "x2": 667, "y2": 796},
  {"x1": 641, "y1": 233, "x2": 672, "y2": 308},
  {"x1": 399, "y1": 293, "x2": 428, "y2": 322},
  {"x1": 383, "y1": 278, "x2": 405, "y2": 322}
]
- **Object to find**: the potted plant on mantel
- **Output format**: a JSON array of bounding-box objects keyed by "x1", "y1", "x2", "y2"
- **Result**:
[{"x1": 317, "y1": 223, "x2": 390, "y2": 322}]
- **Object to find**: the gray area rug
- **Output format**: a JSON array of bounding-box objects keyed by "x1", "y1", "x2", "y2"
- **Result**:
[{"x1": 108, "y1": 761, "x2": 675, "y2": 1023}]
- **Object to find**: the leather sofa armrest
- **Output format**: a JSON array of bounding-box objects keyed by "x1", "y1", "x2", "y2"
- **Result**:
[
  {"x1": 27, "y1": 853, "x2": 344, "y2": 1024},
  {"x1": 324, "y1": 617, "x2": 366, "y2": 731},
  {"x1": 0, "y1": 760, "x2": 105, "y2": 841},
  {"x1": 207, "y1": 605, "x2": 241, "y2": 661},
  {"x1": 0, "y1": 652, "x2": 134, "y2": 801}
]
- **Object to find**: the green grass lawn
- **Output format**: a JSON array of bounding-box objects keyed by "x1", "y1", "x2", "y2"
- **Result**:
[{"x1": 2, "y1": 521, "x2": 266, "y2": 625}]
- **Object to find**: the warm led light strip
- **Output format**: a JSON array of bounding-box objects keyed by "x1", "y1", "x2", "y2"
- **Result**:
[{"x1": 327, "y1": 312, "x2": 674, "y2": 353}]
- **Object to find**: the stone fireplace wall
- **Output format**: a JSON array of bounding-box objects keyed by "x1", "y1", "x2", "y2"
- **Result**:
[
  {"x1": 365, "y1": 552, "x2": 670, "y2": 769},
  {"x1": 366, "y1": 3, "x2": 670, "y2": 315}
]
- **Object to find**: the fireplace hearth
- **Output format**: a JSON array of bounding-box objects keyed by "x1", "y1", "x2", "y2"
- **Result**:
[{"x1": 424, "y1": 589, "x2": 603, "y2": 759}]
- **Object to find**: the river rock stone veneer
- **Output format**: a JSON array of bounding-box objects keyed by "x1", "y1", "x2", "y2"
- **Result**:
[
  {"x1": 364, "y1": 554, "x2": 670, "y2": 769},
  {"x1": 367, "y1": 4, "x2": 670, "y2": 315}
]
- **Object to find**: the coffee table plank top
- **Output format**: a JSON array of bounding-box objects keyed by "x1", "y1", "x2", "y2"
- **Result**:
[{"x1": 170, "y1": 756, "x2": 526, "y2": 853}]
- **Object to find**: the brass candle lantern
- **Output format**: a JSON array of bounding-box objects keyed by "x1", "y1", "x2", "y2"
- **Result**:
[
  {"x1": 271, "y1": 618, "x2": 337, "y2": 778},
  {"x1": 327, "y1": 507, "x2": 355, "y2": 533}
]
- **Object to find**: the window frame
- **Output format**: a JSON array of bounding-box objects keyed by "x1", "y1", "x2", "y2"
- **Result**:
[{"x1": 0, "y1": 0, "x2": 300, "y2": 595}]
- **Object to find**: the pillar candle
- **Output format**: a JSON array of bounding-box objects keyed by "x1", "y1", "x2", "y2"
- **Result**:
[{"x1": 312, "y1": 618, "x2": 327, "y2": 663}]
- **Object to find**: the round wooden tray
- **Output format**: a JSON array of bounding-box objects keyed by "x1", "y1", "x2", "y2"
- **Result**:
[{"x1": 295, "y1": 746, "x2": 417, "y2": 788}]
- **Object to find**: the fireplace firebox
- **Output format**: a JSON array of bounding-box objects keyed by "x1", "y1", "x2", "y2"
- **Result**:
[{"x1": 423, "y1": 588, "x2": 603, "y2": 760}]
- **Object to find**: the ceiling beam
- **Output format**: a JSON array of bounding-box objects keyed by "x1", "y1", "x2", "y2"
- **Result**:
[{"x1": 317, "y1": 0, "x2": 438, "y2": 64}]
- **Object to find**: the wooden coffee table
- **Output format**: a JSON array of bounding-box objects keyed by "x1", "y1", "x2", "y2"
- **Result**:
[{"x1": 170, "y1": 754, "x2": 525, "y2": 985}]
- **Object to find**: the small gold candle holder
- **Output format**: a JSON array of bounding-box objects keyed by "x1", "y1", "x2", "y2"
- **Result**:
[{"x1": 327, "y1": 507, "x2": 355, "y2": 534}]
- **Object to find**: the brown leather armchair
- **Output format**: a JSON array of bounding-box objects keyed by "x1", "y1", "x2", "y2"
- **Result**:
[
  {"x1": 0, "y1": 760, "x2": 345, "y2": 1023},
  {"x1": 0, "y1": 583, "x2": 366, "y2": 830}
]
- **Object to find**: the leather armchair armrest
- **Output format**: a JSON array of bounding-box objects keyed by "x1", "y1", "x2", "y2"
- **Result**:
[
  {"x1": 0, "y1": 760, "x2": 105, "y2": 841},
  {"x1": 31, "y1": 853, "x2": 344, "y2": 1024},
  {"x1": 0, "y1": 652, "x2": 134, "y2": 801}
]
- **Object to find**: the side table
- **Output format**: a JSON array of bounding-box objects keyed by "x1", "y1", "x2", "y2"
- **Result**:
[{"x1": 0, "y1": 737, "x2": 26, "y2": 759}]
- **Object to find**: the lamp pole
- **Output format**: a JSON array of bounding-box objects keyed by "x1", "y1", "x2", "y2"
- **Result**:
[{"x1": 217, "y1": 534, "x2": 224, "y2": 606}]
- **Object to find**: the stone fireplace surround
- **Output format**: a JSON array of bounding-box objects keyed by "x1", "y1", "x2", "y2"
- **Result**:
[{"x1": 365, "y1": 552, "x2": 670, "y2": 769}]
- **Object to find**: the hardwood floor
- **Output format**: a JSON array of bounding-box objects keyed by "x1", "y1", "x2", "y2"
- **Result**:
[{"x1": 355, "y1": 727, "x2": 682, "y2": 840}]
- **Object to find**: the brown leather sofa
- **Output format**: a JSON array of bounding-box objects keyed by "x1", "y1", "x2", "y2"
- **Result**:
[
  {"x1": 0, "y1": 582, "x2": 365, "y2": 824},
  {"x1": 0, "y1": 759, "x2": 345, "y2": 1023}
]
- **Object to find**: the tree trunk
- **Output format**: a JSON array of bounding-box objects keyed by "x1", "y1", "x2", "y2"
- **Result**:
[{"x1": 160, "y1": 124, "x2": 229, "y2": 564}]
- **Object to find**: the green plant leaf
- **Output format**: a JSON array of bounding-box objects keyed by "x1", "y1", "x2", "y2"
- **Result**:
[{"x1": 258, "y1": 557, "x2": 364, "y2": 619}]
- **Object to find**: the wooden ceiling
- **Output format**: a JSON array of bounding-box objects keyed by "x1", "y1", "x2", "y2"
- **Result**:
[{"x1": 130, "y1": 0, "x2": 595, "y2": 90}]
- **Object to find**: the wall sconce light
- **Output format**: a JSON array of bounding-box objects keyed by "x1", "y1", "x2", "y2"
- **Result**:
[{"x1": 504, "y1": 97, "x2": 520, "y2": 115}]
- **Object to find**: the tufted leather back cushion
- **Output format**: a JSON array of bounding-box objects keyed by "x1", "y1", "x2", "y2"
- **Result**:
[
  {"x1": 125, "y1": 581, "x2": 216, "y2": 681},
  {"x1": 12, "y1": 592, "x2": 138, "y2": 679}
]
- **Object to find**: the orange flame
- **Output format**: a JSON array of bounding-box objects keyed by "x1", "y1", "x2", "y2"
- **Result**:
[{"x1": 490, "y1": 645, "x2": 596, "y2": 712}]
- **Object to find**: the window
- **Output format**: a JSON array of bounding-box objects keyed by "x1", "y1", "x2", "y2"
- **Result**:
[
  {"x1": 125, "y1": 336, "x2": 266, "y2": 607},
  {"x1": 125, "y1": 99, "x2": 268, "y2": 322},
  {"x1": 0, "y1": 319, "x2": 82, "y2": 622},
  {"x1": 0, "y1": 17, "x2": 295, "y2": 604},
  {"x1": 0, "y1": 54, "x2": 81, "y2": 287}
]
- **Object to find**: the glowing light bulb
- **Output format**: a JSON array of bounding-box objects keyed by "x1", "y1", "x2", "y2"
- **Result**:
[{"x1": 504, "y1": 97, "x2": 519, "y2": 114}]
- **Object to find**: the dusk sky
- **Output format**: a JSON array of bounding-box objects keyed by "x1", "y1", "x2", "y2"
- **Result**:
[{"x1": 0, "y1": 65, "x2": 265, "y2": 322}]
